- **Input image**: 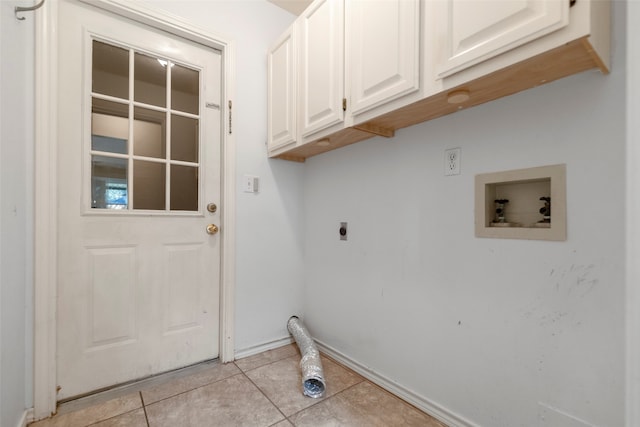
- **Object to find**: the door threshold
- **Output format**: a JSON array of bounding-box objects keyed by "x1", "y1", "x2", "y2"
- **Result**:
[{"x1": 56, "y1": 358, "x2": 221, "y2": 415}]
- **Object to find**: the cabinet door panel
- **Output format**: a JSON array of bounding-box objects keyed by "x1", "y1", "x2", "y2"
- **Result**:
[
  {"x1": 268, "y1": 26, "x2": 296, "y2": 151},
  {"x1": 300, "y1": 0, "x2": 344, "y2": 138},
  {"x1": 348, "y1": 0, "x2": 420, "y2": 116},
  {"x1": 439, "y1": 0, "x2": 569, "y2": 78}
]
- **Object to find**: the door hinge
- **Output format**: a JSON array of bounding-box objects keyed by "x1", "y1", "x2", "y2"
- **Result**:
[
  {"x1": 228, "y1": 100, "x2": 233, "y2": 134},
  {"x1": 342, "y1": 98, "x2": 347, "y2": 111}
]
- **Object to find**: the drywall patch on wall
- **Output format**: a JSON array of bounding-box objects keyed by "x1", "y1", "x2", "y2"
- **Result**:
[{"x1": 520, "y1": 261, "x2": 601, "y2": 323}]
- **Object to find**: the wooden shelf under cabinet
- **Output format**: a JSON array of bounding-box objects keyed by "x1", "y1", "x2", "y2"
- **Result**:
[{"x1": 273, "y1": 37, "x2": 608, "y2": 163}]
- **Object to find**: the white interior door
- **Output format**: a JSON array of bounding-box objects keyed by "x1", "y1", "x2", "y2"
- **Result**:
[{"x1": 56, "y1": 0, "x2": 222, "y2": 400}]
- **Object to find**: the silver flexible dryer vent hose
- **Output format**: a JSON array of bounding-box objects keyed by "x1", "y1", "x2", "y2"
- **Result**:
[{"x1": 287, "y1": 316, "x2": 326, "y2": 398}]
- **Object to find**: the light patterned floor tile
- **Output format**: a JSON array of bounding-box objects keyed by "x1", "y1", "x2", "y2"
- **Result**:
[
  {"x1": 235, "y1": 344, "x2": 300, "y2": 372},
  {"x1": 145, "y1": 373, "x2": 284, "y2": 427},
  {"x1": 288, "y1": 381, "x2": 447, "y2": 427},
  {"x1": 90, "y1": 408, "x2": 147, "y2": 427},
  {"x1": 28, "y1": 393, "x2": 142, "y2": 427},
  {"x1": 141, "y1": 361, "x2": 240, "y2": 404},
  {"x1": 29, "y1": 346, "x2": 446, "y2": 427},
  {"x1": 245, "y1": 354, "x2": 363, "y2": 417}
]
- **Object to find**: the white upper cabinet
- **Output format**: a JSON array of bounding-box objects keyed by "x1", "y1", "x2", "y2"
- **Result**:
[
  {"x1": 267, "y1": 24, "x2": 297, "y2": 153},
  {"x1": 347, "y1": 0, "x2": 421, "y2": 117},
  {"x1": 299, "y1": 0, "x2": 345, "y2": 139},
  {"x1": 267, "y1": 0, "x2": 609, "y2": 161},
  {"x1": 438, "y1": 0, "x2": 569, "y2": 78}
]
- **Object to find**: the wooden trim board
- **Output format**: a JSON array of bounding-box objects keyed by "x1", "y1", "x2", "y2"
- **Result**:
[{"x1": 275, "y1": 127, "x2": 376, "y2": 162}]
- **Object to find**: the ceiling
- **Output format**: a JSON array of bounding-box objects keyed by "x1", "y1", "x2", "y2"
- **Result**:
[{"x1": 267, "y1": 0, "x2": 312, "y2": 16}]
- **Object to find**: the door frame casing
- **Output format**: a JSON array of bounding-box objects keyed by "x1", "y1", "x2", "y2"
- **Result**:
[{"x1": 33, "y1": 0, "x2": 236, "y2": 419}]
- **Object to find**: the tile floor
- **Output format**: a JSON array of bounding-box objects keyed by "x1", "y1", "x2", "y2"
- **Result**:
[{"x1": 29, "y1": 344, "x2": 446, "y2": 427}]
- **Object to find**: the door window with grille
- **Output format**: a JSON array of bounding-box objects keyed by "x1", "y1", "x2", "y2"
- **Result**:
[{"x1": 90, "y1": 40, "x2": 201, "y2": 212}]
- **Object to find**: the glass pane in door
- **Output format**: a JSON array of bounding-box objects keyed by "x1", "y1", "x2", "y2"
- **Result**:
[
  {"x1": 135, "y1": 52, "x2": 166, "y2": 107},
  {"x1": 172, "y1": 64, "x2": 199, "y2": 114},
  {"x1": 92, "y1": 98, "x2": 128, "y2": 154},
  {"x1": 170, "y1": 165, "x2": 198, "y2": 211},
  {"x1": 134, "y1": 107, "x2": 166, "y2": 159},
  {"x1": 170, "y1": 114, "x2": 198, "y2": 163},
  {"x1": 92, "y1": 41, "x2": 129, "y2": 99},
  {"x1": 91, "y1": 156, "x2": 128, "y2": 209},
  {"x1": 133, "y1": 160, "x2": 166, "y2": 210},
  {"x1": 90, "y1": 40, "x2": 204, "y2": 213}
]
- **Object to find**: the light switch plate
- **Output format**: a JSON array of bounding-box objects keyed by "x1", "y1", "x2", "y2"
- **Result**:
[{"x1": 244, "y1": 175, "x2": 259, "y2": 193}]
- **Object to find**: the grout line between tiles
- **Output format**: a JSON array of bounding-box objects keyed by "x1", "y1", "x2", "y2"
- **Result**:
[
  {"x1": 234, "y1": 352, "x2": 300, "y2": 374},
  {"x1": 82, "y1": 408, "x2": 142, "y2": 427},
  {"x1": 241, "y1": 370, "x2": 290, "y2": 423},
  {"x1": 140, "y1": 391, "x2": 151, "y2": 427},
  {"x1": 140, "y1": 371, "x2": 247, "y2": 407},
  {"x1": 237, "y1": 357, "x2": 295, "y2": 374},
  {"x1": 284, "y1": 379, "x2": 363, "y2": 422},
  {"x1": 243, "y1": 360, "x2": 366, "y2": 426}
]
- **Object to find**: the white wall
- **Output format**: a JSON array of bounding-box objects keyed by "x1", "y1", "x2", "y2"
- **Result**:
[
  {"x1": 136, "y1": 0, "x2": 302, "y2": 352},
  {"x1": 626, "y1": 1, "x2": 640, "y2": 425},
  {"x1": 1, "y1": 0, "x2": 34, "y2": 425},
  {"x1": 1, "y1": 5, "x2": 3, "y2": 422},
  {"x1": 303, "y1": 2, "x2": 626, "y2": 426}
]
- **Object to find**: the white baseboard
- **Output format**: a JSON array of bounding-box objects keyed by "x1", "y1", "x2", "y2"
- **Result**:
[
  {"x1": 314, "y1": 339, "x2": 478, "y2": 427},
  {"x1": 19, "y1": 408, "x2": 34, "y2": 427},
  {"x1": 234, "y1": 336, "x2": 293, "y2": 360}
]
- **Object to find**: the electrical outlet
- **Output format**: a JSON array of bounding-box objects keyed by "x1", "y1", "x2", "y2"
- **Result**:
[{"x1": 444, "y1": 148, "x2": 461, "y2": 176}]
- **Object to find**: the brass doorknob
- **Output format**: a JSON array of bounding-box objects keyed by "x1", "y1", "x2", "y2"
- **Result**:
[{"x1": 206, "y1": 224, "x2": 219, "y2": 235}]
